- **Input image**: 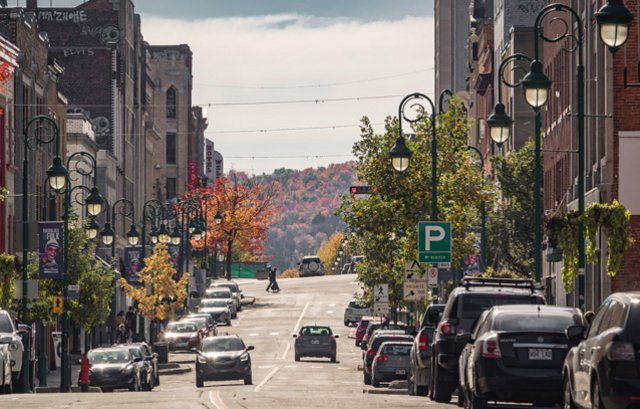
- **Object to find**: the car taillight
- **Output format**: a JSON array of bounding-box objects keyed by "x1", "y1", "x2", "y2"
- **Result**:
[
  {"x1": 607, "y1": 342, "x2": 636, "y2": 361},
  {"x1": 439, "y1": 321, "x2": 456, "y2": 336},
  {"x1": 376, "y1": 355, "x2": 388, "y2": 363},
  {"x1": 367, "y1": 349, "x2": 377, "y2": 358},
  {"x1": 481, "y1": 335, "x2": 501, "y2": 358},
  {"x1": 418, "y1": 334, "x2": 428, "y2": 351}
]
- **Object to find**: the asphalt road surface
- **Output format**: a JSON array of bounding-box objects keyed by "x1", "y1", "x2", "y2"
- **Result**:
[{"x1": 0, "y1": 274, "x2": 463, "y2": 408}]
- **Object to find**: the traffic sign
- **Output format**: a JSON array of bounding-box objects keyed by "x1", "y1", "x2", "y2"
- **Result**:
[
  {"x1": 373, "y1": 302, "x2": 389, "y2": 316},
  {"x1": 374, "y1": 284, "x2": 389, "y2": 303},
  {"x1": 428, "y1": 266, "x2": 438, "y2": 287},
  {"x1": 403, "y1": 282, "x2": 428, "y2": 301},
  {"x1": 404, "y1": 260, "x2": 424, "y2": 282},
  {"x1": 52, "y1": 296, "x2": 63, "y2": 314},
  {"x1": 418, "y1": 221, "x2": 452, "y2": 263},
  {"x1": 68, "y1": 284, "x2": 80, "y2": 301}
]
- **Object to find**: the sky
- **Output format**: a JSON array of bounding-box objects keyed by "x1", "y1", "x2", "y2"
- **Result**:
[{"x1": 35, "y1": 0, "x2": 435, "y2": 175}]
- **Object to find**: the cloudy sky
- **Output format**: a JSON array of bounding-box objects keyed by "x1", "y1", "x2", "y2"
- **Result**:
[{"x1": 37, "y1": 0, "x2": 435, "y2": 174}]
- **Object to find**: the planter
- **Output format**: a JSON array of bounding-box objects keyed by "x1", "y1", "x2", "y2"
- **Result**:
[{"x1": 546, "y1": 247, "x2": 563, "y2": 262}]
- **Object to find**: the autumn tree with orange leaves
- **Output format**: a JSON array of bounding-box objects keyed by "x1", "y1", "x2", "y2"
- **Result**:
[
  {"x1": 185, "y1": 173, "x2": 279, "y2": 279},
  {"x1": 119, "y1": 243, "x2": 189, "y2": 322}
]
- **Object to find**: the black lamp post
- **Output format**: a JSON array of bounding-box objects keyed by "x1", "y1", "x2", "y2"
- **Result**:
[
  {"x1": 48, "y1": 151, "x2": 104, "y2": 392},
  {"x1": 595, "y1": 0, "x2": 633, "y2": 52}
]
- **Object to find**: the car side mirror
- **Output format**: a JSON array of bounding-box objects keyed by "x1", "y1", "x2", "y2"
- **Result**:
[
  {"x1": 17, "y1": 324, "x2": 30, "y2": 334},
  {"x1": 246, "y1": 345, "x2": 255, "y2": 351},
  {"x1": 565, "y1": 325, "x2": 585, "y2": 346}
]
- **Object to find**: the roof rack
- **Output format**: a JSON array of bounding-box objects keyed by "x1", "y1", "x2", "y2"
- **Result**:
[{"x1": 460, "y1": 276, "x2": 535, "y2": 292}]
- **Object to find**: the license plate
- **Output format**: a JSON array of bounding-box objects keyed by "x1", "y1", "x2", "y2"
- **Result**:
[
  {"x1": 311, "y1": 340, "x2": 320, "y2": 345},
  {"x1": 395, "y1": 369, "x2": 406, "y2": 375},
  {"x1": 529, "y1": 348, "x2": 552, "y2": 360}
]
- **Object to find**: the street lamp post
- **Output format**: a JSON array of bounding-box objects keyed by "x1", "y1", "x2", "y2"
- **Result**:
[
  {"x1": 21, "y1": 116, "x2": 64, "y2": 392},
  {"x1": 101, "y1": 198, "x2": 138, "y2": 345},
  {"x1": 48, "y1": 151, "x2": 104, "y2": 392}
]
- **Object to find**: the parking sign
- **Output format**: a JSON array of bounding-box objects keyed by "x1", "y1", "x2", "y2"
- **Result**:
[{"x1": 418, "y1": 221, "x2": 452, "y2": 263}]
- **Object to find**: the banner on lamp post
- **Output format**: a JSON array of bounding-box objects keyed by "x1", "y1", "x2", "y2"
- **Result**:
[
  {"x1": 38, "y1": 221, "x2": 64, "y2": 280},
  {"x1": 124, "y1": 246, "x2": 143, "y2": 286},
  {"x1": 188, "y1": 160, "x2": 198, "y2": 188}
]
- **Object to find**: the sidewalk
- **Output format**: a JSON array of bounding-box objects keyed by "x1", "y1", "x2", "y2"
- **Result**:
[{"x1": 34, "y1": 363, "x2": 99, "y2": 393}]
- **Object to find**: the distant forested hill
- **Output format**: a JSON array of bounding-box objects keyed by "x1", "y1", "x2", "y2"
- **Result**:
[{"x1": 250, "y1": 162, "x2": 356, "y2": 271}]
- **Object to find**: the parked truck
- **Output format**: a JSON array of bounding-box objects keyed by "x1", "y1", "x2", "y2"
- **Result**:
[{"x1": 408, "y1": 304, "x2": 444, "y2": 396}]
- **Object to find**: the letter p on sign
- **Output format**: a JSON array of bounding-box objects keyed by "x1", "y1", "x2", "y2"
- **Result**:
[{"x1": 418, "y1": 221, "x2": 451, "y2": 263}]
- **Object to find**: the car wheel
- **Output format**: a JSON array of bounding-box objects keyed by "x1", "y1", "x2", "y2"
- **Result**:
[
  {"x1": 432, "y1": 366, "x2": 452, "y2": 403},
  {"x1": 563, "y1": 376, "x2": 576, "y2": 409},
  {"x1": 416, "y1": 384, "x2": 428, "y2": 397},
  {"x1": 244, "y1": 375, "x2": 252, "y2": 385},
  {"x1": 372, "y1": 373, "x2": 380, "y2": 387},
  {"x1": 364, "y1": 371, "x2": 371, "y2": 385},
  {"x1": 102, "y1": 387, "x2": 113, "y2": 392},
  {"x1": 592, "y1": 379, "x2": 603, "y2": 409},
  {"x1": 226, "y1": 319, "x2": 232, "y2": 326},
  {"x1": 330, "y1": 354, "x2": 336, "y2": 363},
  {"x1": 470, "y1": 393, "x2": 487, "y2": 409},
  {"x1": 196, "y1": 375, "x2": 204, "y2": 388},
  {"x1": 295, "y1": 353, "x2": 300, "y2": 362},
  {"x1": 344, "y1": 320, "x2": 349, "y2": 326},
  {"x1": 155, "y1": 372, "x2": 160, "y2": 387}
]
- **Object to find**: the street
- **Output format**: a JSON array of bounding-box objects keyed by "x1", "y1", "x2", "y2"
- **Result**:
[{"x1": 0, "y1": 275, "x2": 443, "y2": 408}]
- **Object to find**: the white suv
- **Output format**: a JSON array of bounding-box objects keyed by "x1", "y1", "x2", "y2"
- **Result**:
[
  {"x1": 344, "y1": 299, "x2": 373, "y2": 326},
  {"x1": 298, "y1": 256, "x2": 324, "y2": 277},
  {"x1": 0, "y1": 310, "x2": 24, "y2": 385}
]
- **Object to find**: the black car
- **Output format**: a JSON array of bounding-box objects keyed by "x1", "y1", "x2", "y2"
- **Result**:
[
  {"x1": 563, "y1": 292, "x2": 640, "y2": 409},
  {"x1": 86, "y1": 347, "x2": 142, "y2": 392},
  {"x1": 363, "y1": 331, "x2": 414, "y2": 385},
  {"x1": 116, "y1": 342, "x2": 159, "y2": 390},
  {"x1": 459, "y1": 305, "x2": 584, "y2": 409},
  {"x1": 294, "y1": 325, "x2": 338, "y2": 362},
  {"x1": 195, "y1": 335, "x2": 254, "y2": 387},
  {"x1": 430, "y1": 277, "x2": 546, "y2": 403}
]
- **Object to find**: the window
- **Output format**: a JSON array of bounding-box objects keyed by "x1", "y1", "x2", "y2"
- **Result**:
[
  {"x1": 166, "y1": 132, "x2": 176, "y2": 164},
  {"x1": 166, "y1": 87, "x2": 176, "y2": 119},
  {"x1": 166, "y1": 177, "x2": 176, "y2": 199},
  {"x1": 587, "y1": 300, "x2": 611, "y2": 338}
]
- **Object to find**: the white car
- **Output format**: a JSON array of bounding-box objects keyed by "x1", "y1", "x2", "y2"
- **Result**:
[
  {"x1": 0, "y1": 310, "x2": 23, "y2": 386},
  {"x1": 343, "y1": 299, "x2": 373, "y2": 326}
]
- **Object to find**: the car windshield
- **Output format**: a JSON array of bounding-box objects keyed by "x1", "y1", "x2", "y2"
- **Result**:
[
  {"x1": 381, "y1": 344, "x2": 412, "y2": 355},
  {"x1": 183, "y1": 319, "x2": 206, "y2": 329},
  {"x1": 349, "y1": 301, "x2": 369, "y2": 309},
  {"x1": 200, "y1": 299, "x2": 228, "y2": 308},
  {"x1": 300, "y1": 326, "x2": 332, "y2": 336},
  {"x1": 0, "y1": 314, "x2": 13, "y2": 333},
  {"x1": 461, "y1": 295, "x2": 543, "y2": 320},
  {"x1": 128, "y1": 348, "x2": 143, "y2": 359},
  {"x1": 302, "y1": 257, "x2": 321, "y2": 264},
  {"x1": 372, "y1": 336, "x2": 412, "y2": 349},
  {"x1": 166, "y1": 322, "x2": 197, "y2": 333},
  {"x1": 88, "y1": 349, "x2": 130, "y2": 364},
  {"x1": 206, "y1": 290, "x2": 231, "y2": 298},
  {"x1": 494, "y1": 311, "x2": 581, "y2": 332},
  {"x1": 202, "y1": 338, "x2": 245, "y2": 353}
]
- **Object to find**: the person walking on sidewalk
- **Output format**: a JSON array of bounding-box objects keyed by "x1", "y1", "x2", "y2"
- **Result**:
[{"x1": 267, "y1": 266, "x2": 280, "y2": 292}]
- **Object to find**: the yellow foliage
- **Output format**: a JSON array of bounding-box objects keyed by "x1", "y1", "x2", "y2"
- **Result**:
[
  {"x1": 317, "y1": 233, "x2": 345, "y2": 271},
  {"x1": 279, "y1": 268, "x2": 299, "y2": 279},
  {"x1": 119, "y1": 243, "x2": 189, "y2": 321}
]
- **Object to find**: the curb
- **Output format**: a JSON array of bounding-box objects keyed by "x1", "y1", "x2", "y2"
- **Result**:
[
  {"x1": 35, "y1": 386, "x2": 102, "y2": 393},
  {"x1": 364, "y1": 388, "x2": 409, "y2": 395},
  {"x1": 159, "y1": 366, "x2": 192, "y2": 376}
]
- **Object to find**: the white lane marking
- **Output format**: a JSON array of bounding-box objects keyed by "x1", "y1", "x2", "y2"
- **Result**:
[
  {"x1": 327, "y1": 310, "x2": 334, "y2": 314},
  {"x1": 311, "y1": 366, "x2": 323, "y2": 369},
  {"x1": 338, "y1": 367, "x2": 350, "y2": 370},
  {"x1": 293, "y1": 302, "x2": 310, "y2": 333},
  {"x1": 249, "y1": 333, "x2": 259, "y2": 337},
  {"x1": 269, "y1": 332, "x2": 280, "y2": 336},
  {"x1": 209, "y1": 391, "x2": 229, "y2": 409},
  {"x1": 284, "y1": 365, "x2": 297, "y2": 368},
  {"x1": 329, "y1": 303, "x2": 336, "y2": 307},
  {"x1": 254, "y1": 366, "x2": 280, "y2": 392},
  {"x1": 281, "y1": 342, "x2": 290, "y2": 360},
  {"x1": 258, "y1": 365, "x2": 274, "y2": 369}
]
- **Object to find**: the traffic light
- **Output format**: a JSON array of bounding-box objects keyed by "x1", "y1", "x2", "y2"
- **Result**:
[{"x1": 350, "y1": 186, "x2": 374, "y2": 194}]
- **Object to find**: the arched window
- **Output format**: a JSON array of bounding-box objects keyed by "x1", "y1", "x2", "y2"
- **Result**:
[{"x1": 166, "y1": 87, "x2": 176, "y2": 119}]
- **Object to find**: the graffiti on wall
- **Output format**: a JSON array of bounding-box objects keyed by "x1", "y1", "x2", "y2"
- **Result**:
[
  {"x1": 80, "y1": 24, "x2": 120, "y2": 44},
  {"x1": 38, "y1": 10, "x2": 88, "y2": 24}
]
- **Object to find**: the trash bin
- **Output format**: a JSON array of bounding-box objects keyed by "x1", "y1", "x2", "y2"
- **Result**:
[
  {"x1": 154, "y1": 342, "x2": 168, "y2": 364},
  {"x1": 52, "y1": 332, "x2": 62, "y2": 369}
]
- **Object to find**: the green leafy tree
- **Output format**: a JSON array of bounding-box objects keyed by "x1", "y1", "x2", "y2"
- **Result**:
[
  {"x1": 337, "y1": 99, "x2": 494, "y2": 306},
  {"x1": 487, "y1": 138, "x2": 536, "y2": 275},
  {"x1": 29, "y1": 222, "x2": 114, "y2": 330},
  {"x1": 0, "y1": 253, "x2": 17, "y2": 310}
]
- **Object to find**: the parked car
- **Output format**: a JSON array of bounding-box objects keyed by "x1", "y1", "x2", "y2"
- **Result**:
[
  {"x1": 430, "y1": 277, "x2": 545, "y2": 403},
  {"x1": 198, "y1": 299, "x2": 232, "y2": 326},
  {"x1": 184, "y1": 313, "x2": 219, "y2": 335},
  {"x1": 293, "y1": 325, "x2": 338, "y2": 362},
  {"x1": 355, "y1": 316, "x2": 382, "y2": 347},
  {"x1": 409, "y1": 303, "x2": 445, "y2": 396},
  {"x1": 563, "y1": 292, "x2": 640, "y2": 409},
  {"x1": 181, "y1": 316, "x2": 217, "y2": 338},
  {"x1": 203, "y1": 288, "x2": 238, "y2": 318},
  {"x1": 209, "y1": 281, "x2": 243, "y2": 312},
  {"x1": 161, "y1": 321, "x2": 203, "y2": 351},
  {"x1": 361, "y1": 320, "x2": 406, "y2": 354},
  {"x1": 86, "y1": 347, "x2": 142, "y2": 392},
  {"x1": 371, "y1": 341, "x2": 413, "y2": 387},
  {"x1": 458, "y1": 305, "x2": 584, "y2": 409},
  {"x1": 0, "y1": 310, "x2": 24, "y2": 388},
  {"x1": 344, "y1": 299, "x2": 373, "y2": 326},
  {"x1": 363, "y1": 330, "x2": 414, "y2": 385},
  {"x1": 0, "y1": 337, "x2": 12, "y2": 393},
  {"x1": 298, "y1": 256, "x2": 325, "y2": 277},
  {"x1": 195, "y1": 335, "x2": 254, "y2": 387},
  {"x1": 116, "y1": 343, "x2": 160, "y2": 391}
]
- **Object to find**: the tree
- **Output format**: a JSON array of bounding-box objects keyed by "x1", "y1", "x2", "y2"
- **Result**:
[
  {"x1": 0, "y1": 253, "x2": 17, "y2": 310},
  {"x1": 317, "y1": 232, "x2": 345, "y2": 274},
  {"x1": 28, "y1": 222, "x2": 113, "y2": 330},
  {"x1": 487, "y1": 138, "x2": 535, "y2": 275},
  {"x1": 337, "y1": 99, "x2": 494, "y2": 306},
  {"x1": 119, "y1": 243, "x2": 189, "y2": 322},
  {"x1": 192, "y1": 173, "x2": 279, "y2": 279}
]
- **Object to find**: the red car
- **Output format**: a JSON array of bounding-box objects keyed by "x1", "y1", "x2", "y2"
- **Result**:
[{"x1": 356, "y1": 317, "x2": 382, "y2": 347}]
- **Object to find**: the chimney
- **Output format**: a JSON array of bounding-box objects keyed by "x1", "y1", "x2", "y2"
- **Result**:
[{"x1": 27, "y1": 0, "x2": 37, "y2": 10}]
